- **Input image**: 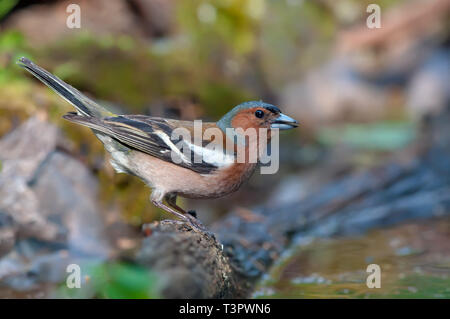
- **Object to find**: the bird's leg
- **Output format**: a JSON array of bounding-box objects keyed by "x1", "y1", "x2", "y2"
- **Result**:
[
  {"x1": 149, "y1": 191, "x2": 205, "y2": 231},
  {"x1": 166, "y1": 194, "x2": 197, "y2": 217},
  {"x1": 165, "y1": 194, "x2": 204, "y2": 229},
  {"x1": 151, "y1": 199, "x2": 187, "y2": 222}
]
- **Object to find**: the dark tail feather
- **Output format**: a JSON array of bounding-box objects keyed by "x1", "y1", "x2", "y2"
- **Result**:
[
  {"x1": 18, "y1": 57, "x2": 113, "y2": 118},
  {"x1": 62, "y1": 112, "x2": 110, "y2": 132}
]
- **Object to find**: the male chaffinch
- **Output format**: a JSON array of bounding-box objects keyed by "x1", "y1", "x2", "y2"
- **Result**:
[{"x1": 18, "y1": 57, "x2": 298, "y2": 229}]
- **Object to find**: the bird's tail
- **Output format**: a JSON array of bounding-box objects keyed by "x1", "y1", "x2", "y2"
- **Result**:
[{"x1": 17, "y1": 57, "x2": 114, "y2": 118}]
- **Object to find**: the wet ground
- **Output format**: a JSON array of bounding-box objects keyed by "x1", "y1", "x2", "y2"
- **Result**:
[{"x1": 253, "y1": 217, "x2": 450, "y2": 298}]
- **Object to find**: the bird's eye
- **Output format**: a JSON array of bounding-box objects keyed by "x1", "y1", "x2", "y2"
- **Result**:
[{"x1": 255, "y1": 110, "x2": 264, "y2": 118}]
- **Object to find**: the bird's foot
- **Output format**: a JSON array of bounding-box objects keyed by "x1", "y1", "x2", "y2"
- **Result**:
[
  {"x1": 184, "y1": 213, "x2": 210, "y2": 233},
  {"x1": 184, "y1": 214, "x2": 217, "y2": 239}
]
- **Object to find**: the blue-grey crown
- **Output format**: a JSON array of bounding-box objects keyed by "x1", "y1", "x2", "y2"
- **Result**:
[{"x1": 217, "y1": 101, "x2": 280, "y2": 132}]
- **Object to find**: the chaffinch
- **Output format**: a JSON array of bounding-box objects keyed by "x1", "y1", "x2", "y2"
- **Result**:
[{"x1": 18, "y1": 57, "x2": 298, "y2": 229}]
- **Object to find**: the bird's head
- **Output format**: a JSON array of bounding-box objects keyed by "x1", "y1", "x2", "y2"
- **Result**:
[{"x1": 217, "y1": 101, "x2": 298, "y2": 133}]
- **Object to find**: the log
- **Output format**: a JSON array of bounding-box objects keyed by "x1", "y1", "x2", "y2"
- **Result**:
[{"x1": 136, "y1": 222, "x2": 241, "y2": 298}]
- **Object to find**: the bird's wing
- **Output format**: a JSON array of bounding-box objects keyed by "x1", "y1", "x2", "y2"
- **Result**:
[{"x1": 63, "y1": 113, "x2": 235, "y2": 174}]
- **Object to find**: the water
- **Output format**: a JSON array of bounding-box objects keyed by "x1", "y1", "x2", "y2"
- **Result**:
[{"x1": 253, "y1": 217, "x2": 450, "y2": 298}]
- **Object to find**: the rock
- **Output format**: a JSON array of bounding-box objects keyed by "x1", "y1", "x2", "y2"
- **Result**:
[
  {"x1": 0, "y1": 212, "x2": 15, "y2": 258},
  {"x1": 30, "y1": 151, "x2": 108, "y2": 256},
  {"x1": 0, "y1": 117, "x2": 63, "y2": 243},
  {"x1": 0, "y1": 117, "x2": 109, "y2": 291}
]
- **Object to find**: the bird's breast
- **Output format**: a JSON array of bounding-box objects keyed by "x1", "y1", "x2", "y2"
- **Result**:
[{"x1": 179, "y1": 162, "x2": 258, "y2": 199}]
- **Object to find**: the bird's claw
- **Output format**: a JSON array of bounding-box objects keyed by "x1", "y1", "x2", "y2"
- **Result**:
[{"x1": 184, "y1": 213, "x2": 209, "y2": 233}]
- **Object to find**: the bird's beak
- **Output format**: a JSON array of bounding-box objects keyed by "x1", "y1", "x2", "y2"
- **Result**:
[{"x1": 271, "y1": 113, "x2": 299, "y2": 130}]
